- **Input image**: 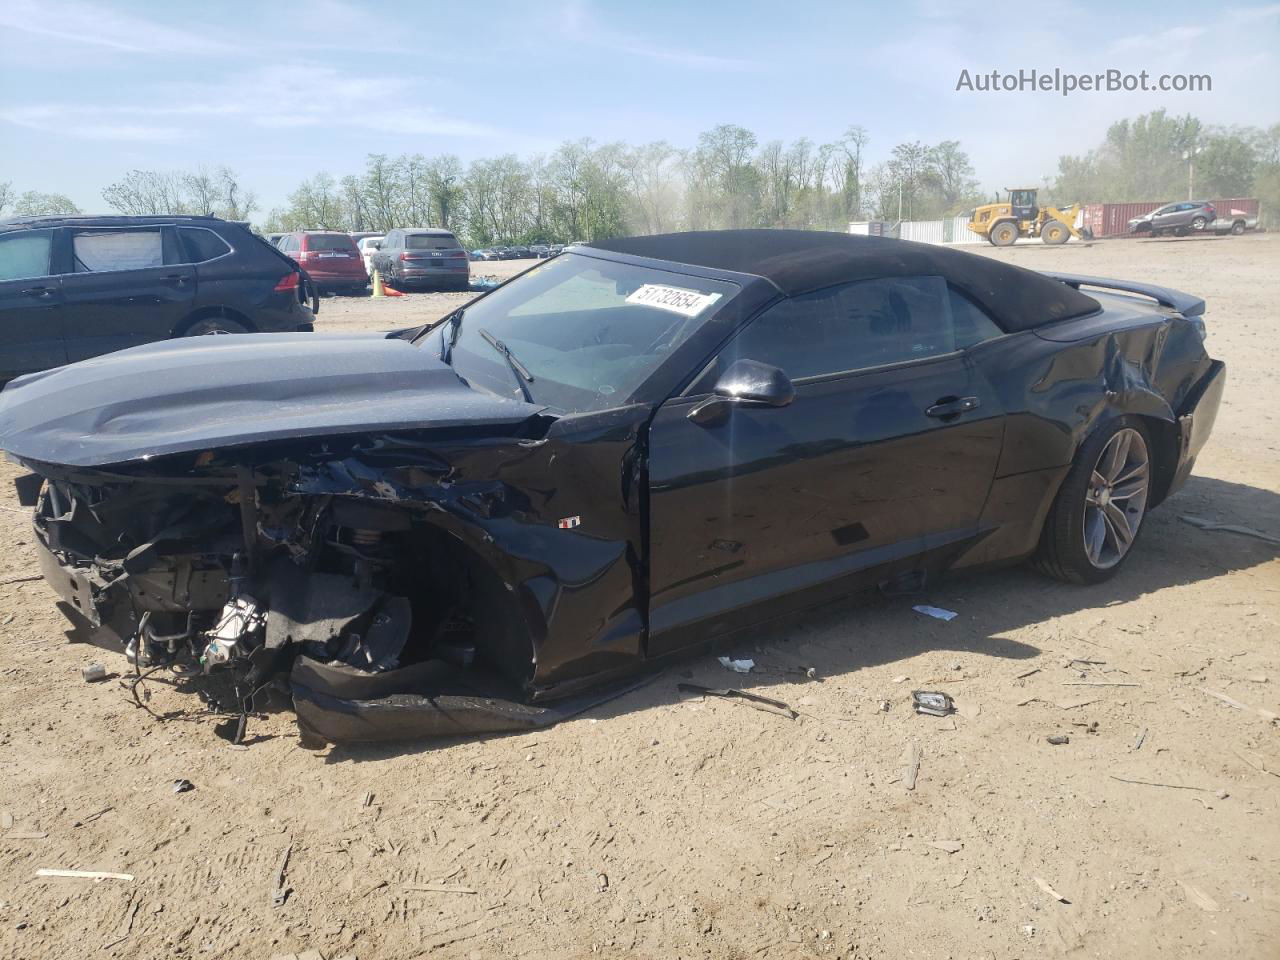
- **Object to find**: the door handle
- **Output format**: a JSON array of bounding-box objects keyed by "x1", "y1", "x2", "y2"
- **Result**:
[
  {"x1": 21, "y1": 286, "x2": 53, "y2": 299},
  {"x1": 926, "y1": 396, "x2": 980, "y2": 418},
  {"x1": 164, "y1": 274, "x2": 190, "y2": 285}
]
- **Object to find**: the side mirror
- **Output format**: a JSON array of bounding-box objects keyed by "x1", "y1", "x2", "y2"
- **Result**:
[
  {"x1": 687, "y1": 359, "x2": 795, "y2": 425},
  {"x1": 372, "y1": 241, "x2": 382, "y2": 250}
]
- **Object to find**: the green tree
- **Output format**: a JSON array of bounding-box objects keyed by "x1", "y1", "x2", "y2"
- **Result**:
[{"x1": 13, "y1": 190, "x2": 81, "y2": 216}]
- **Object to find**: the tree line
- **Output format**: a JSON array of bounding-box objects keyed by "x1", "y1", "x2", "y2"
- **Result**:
[
  {"x1": 263, "y1": 126, "x2": 985, "y2": 244},
  {"x1": 2, "y1": 113, "x2": 1277, "y2": 240},
  {"x1": 1050, "y1": 110, "x2": 1280, "y2": 216}
]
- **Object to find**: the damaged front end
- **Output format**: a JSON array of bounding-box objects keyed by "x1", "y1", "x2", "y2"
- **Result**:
[{"x1": 23, "y1": 435, "x2": 635, "y2": 747}]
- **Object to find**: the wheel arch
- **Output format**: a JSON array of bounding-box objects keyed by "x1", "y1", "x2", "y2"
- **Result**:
[
  {"x1": 1073, "y1": 406, "x2": 1179, "y2": 509},
  {"x1": 174, "y1": 305, "x2": 257, "y2": 337}
]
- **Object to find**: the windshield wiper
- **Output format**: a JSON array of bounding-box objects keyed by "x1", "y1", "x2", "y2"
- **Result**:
[
  {"x1": 478, "y1": 327, "x2": 535, "y2": 403},
  {"x1": 440, "y1": 309, "x2": 464, "y2": 363}
]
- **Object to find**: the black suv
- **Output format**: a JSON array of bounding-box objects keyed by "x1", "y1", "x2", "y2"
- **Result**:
[{"x1": 0, "y1": 215, "x2": 316, "y2": 383}]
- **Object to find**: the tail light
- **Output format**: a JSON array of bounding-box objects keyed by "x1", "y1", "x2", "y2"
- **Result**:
[
  {"x1": 274, "y1": 271, "x2": 300, "y2": 292},
  {"x1": 400, "y1": 252, "x2": 412, "y2": 261},
  {"x1": 1206, "y1": 205, "x2": 1216, "y2": 217}
]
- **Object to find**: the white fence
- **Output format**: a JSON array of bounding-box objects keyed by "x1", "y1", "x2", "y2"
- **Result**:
[{"x1": 849, "y1": 216, "x2": 981, "y2": 245}]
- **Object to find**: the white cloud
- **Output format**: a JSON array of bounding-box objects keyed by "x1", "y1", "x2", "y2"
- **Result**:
[
  {"x1": 0, "y1": 64, "x2": 498, "y2": 142},
  {"x1": 0, "y1": 0, "x2": 234, "y2": 55},
  {"x1": 558, "y1": 0, "x2": 760, "y2": 72}
]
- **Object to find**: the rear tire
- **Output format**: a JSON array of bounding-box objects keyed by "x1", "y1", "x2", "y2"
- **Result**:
[
  {"x1": 183, "y1": 316, "x2": 249, "y2": 336},
  {"x1": 1191, "y1": 216, "x2": 1207, "y2": 232},
  {"x1": 991, "y1": 221, "x2": 1019, "y2": 247},
  {"x1": 1041, "y1": 221, "x2": 1069, "y2": 245},
  {"x1": 1033, "y1": 416, "x2": 1153, "y2": 584}
]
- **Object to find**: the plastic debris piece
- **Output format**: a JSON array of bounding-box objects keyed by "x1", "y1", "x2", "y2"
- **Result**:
[
  {"x1": 902, "y1": 743, "x2": 922, "y2": 790},
  {"x1": 912, "y1": 604, "x2": 958, "y2": 621},
  {"x1": 1033, "y1": 876, "x2": 1070, "y2": 903},
  {"x1": 172, "y1": 779, "x2": 194, "y2": 794},
  {"x1": 403, "y1": 884, "x2": 478, "y2": 894},
  {"x1": 1046, "y1": 734, "x2": 1070, "y2": 745},
  {"x1": 677, "y1": 683, "x2": 796, "y2": 719},
  {"x1": 81, "y1": 663, "x2": 108, "y2": 683},
  {"x1": 911, "y1": 690, "x2": 954, "y2": 717},
  {"x1": 1179, "y1": 515, "x2": 1280, "y2": 545},
  {"x1": 927, "y1": 839, "x2": 963, "y2": 853},
  {"x1": 717, "y1": 656, "x2": 754, "y2": 674},
  {"x1": 1180, "y1": 881, "x2": 1220, "y2": 912},
  {"x1": 36, "y1": 868, "x2": 133, "y2": 881}
]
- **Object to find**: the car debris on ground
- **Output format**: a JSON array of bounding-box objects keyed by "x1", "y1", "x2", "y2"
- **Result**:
[
  {"x1": 911, "y1": 605, "x2": 959, "y2": 622},
  {"x1": 911, "y1": 690, "x2": 955, "y2": 717},
  {"x1": 35, "y1": 868, "x2": 134, "y2": 882},
  {"x1": 677, "y1": 683, "x2": 796, "y2": 719}
]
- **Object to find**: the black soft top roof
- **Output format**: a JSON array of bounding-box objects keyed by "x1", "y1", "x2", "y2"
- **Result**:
[{"x1": 588, "y1": 229, "x2": 1100, "y2": 331}]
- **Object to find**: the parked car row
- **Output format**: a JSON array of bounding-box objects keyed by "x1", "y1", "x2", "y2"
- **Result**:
[
  {"x1": 470, "y1": 243, "x2": 565, "y2": 261},
  {"x1": 0, "y1": 215, "x2": 316, "y2": 383},
  {"x1": 265, "y1": 228, "x2": 472, "y2": 292}
]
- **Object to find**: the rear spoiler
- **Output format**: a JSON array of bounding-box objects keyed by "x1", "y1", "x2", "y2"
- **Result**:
[{"x1": 1042, "y1": 272, "x2": 1205, "y2": 317}]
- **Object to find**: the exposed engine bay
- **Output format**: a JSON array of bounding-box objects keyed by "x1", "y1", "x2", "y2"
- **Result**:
[{"x1": 25, "y1": 444, "x2": 635, "y2": 747}]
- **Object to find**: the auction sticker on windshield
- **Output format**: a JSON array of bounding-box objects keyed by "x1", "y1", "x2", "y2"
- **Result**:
[{"x1": 626, "y1": 284, "x2": 722, "y2": 318}]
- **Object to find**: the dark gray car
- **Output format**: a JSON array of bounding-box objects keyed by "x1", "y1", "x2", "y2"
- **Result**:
[
  {"x1": 370, "y1": 228, "x2": 470, "y2": 291},
  {"x1": 1128, "y1": 201, "x2": 1216, "y2": 236}
]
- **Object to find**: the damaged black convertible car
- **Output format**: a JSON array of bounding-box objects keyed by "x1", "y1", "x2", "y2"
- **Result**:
[{"x1": 0, "y1": 230, "x2": 1224, "y2": 746}]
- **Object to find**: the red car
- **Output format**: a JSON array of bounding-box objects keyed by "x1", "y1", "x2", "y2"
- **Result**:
[{"x1": 277, "y1": 231, "x2": 368, "y2": 295}]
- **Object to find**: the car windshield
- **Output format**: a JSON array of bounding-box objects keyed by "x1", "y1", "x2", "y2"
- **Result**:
[
  {"x1": 405, "y1": 234, "x2": 459, "y2": 250},
  {"x1": 427, "y1": 253, "x2": 739, "y2": 413}
]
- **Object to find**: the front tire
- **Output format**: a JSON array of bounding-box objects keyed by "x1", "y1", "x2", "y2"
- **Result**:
[
  {"x1": 991, "y1": 221, "x2": 1019, "y2": 247},
  {"x1": 1041, "y1": 221, "x2": 1069, "y2": 245},
  {"x1": 1034, "y1": 417, "x2": 1153, "y2": 584}
]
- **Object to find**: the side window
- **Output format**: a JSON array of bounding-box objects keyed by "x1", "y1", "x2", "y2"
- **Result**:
[
  {"x1": 71, "y1": 228, "x2": 167, "y2": 272},
  {"x1": 178, "y1": 227, "x2": 232, "y2": 263},
  {"x1": 948, "y1": 288, "x2": 1004, "y2": 348},
  {"x1": 0, "y1": 231, "x2": 54, "y2": 282},
  {"x1": 723, "y1": 276, "x2": 961, "y2": 380}
]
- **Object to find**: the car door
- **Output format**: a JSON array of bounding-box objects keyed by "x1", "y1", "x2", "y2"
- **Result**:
[
  {"x1": 0, "y1": 228, "x2": 68, "y2": 381},
  {"x1": 60, "y1": 224, "x2": 196, "y2": 361},
  {"x1": 645, "y1": 277, "x2": 1006, "y2": 656},
  {"x1": 1149, "y1": 205, "x2": 1177, "y2": 231}
]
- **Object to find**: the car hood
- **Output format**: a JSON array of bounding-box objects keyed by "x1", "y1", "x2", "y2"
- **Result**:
[{"x1": 0, "y1": 332, "x2": 547, "y2": 468}]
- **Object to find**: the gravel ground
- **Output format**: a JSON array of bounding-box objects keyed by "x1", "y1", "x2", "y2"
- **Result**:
[{"x1": 0, "y1": 237, "x2": 1276, "y2": 960}]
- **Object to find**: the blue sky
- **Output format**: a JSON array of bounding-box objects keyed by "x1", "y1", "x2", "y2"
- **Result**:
[{"x1": 1, "y1": 0, "x2": 1277, "y2": 215}]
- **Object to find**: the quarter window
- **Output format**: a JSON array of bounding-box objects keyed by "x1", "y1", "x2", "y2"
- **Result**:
[
  {"x1": 0, "y1": 232, "x2": 53, "y2": 282},
  {"x1": 724, "y1": 275, "x2": 988, "y2": 380},
  {"x1": 179, "y1": 227, "x2": 231, "y2": 263}
]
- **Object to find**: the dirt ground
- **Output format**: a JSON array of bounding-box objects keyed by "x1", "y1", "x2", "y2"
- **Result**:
[{"x1": 0, "y1": 238, "x2": 1277, "y2": 960}]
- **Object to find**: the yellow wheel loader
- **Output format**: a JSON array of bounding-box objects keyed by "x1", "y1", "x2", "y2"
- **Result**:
[{"x1": 967, "y1": 188, "x2": 1093, "y2": 246}]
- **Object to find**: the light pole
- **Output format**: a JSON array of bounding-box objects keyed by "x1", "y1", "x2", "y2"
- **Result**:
[{"x1": 1183, "y1": 145, "x2": 1202, "y2": 201}]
